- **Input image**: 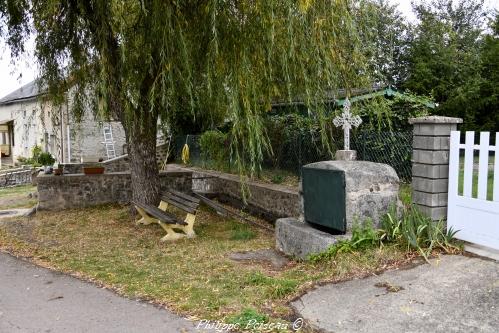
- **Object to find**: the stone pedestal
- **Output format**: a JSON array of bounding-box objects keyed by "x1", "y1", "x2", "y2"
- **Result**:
[
  {"x1": 409, "y1": 116, "x2": 462, "y2": 220},
  {"x1": 304, "y1": 161, "x2": 400, "y2": 230},
  {"x1": 335, "y1": 150, "x2": 357, "y2": 161},
  {"x1": 276, "y1": 161, "x2": 400, "y2": 258}
]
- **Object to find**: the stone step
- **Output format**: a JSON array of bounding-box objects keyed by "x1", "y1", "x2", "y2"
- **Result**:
[{"x1": 276, "y1": 218, "x2": 352, "y2": 259}]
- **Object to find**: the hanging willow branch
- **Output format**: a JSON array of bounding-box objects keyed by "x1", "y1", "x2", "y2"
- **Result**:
[{"x1": 1, "y1": 0, "x2": 370, "y2": 179}]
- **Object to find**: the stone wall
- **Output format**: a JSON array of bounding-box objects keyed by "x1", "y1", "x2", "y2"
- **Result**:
[
  {"x1": 0, "y1": 167, "x2": 36, "y2": 187},
  {"x1": 60, "y1": 143, "x2": 167, "y2": 174},
  {"x1": 68, "y1": 114, "x2": 127, "y2": 162},
  {"x1": 37, "y1": 170, "x2": 192, "y2": 210},
  {"x1": 189, "y1": 168, "x2": 301, "y2": 220}
]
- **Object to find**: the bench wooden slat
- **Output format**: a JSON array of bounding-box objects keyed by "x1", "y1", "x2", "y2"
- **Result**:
[
  {"x1": 160, "y1": 195, "x2": 197, "y2": 214},
  {"x1": 194, "y1": 193, "x2": 228, "y2": 215},
  {"x1": 164, "y1": 192, "x2": 199, "y2": 209},
  {"x1": 169, "y1": 190, "x2": 201, "y2": 204},
  {"x1": 133, "y1": 201, "x2": 187, "y2": 225}
]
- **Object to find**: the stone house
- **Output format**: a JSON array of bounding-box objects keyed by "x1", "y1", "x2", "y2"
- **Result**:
[{"x1": 0, "y1": 80, "x2": 126, "y2": 166}]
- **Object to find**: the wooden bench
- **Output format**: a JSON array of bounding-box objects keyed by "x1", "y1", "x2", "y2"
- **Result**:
[{"x1": 134, "y1": 190, "x2": 200, "y2": 242}]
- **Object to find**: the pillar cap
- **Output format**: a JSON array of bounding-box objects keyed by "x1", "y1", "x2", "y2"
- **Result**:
[{"x1": 409, "y1": 116, "x2": 463, "y2": 125}]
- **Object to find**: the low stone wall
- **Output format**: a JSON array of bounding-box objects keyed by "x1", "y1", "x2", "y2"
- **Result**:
[
  {"x1": 0, "y1": 167, "x2": 36, "y2": 187},
  {"x1": 37, "y1": 170, "x2": 192, "y2": 211},
  {"x1": 188, "y1": 167, "x2": 300, "y2": 220}
]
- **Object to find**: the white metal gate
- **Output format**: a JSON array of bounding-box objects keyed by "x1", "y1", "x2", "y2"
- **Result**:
[{"x1": 447, "y1": 131, "x2": 499, "y2": 250}]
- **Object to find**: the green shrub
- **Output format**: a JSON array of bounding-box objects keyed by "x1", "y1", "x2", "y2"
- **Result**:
[
  {"x1": 17, "y1": 145, "x2": 44, "y2": 166},
  {"x1": 31, "y1": 145, "x2": 42, "y2": 162},
  {"x1": 16, "y1": 156, "x2": 33, "y2": 165},
  {"x1": 199, "y1": 130, "x2": 229, "y2": 170},
  {"x1": 264, "y1": 114, "x2": 340, "y2": 172},
  {"x1": 37, "y1": 152, "x2": 55, "y2": 166}
]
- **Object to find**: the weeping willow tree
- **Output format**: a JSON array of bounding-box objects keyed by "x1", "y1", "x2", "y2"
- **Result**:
[{"x1": 1, "y1": 0, "x2": 371, "y2": 205}]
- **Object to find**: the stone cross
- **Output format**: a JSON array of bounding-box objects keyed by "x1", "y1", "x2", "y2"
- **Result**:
[{"x1": 333, "y1": 98, "x2": 362, "y2": 150}]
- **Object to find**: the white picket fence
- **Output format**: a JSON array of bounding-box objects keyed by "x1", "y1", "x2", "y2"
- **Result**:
[{"x1": 447, "y1": 131, "x2": 499, "y2": 250}]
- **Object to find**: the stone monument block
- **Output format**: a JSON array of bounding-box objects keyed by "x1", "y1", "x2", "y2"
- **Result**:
[
  {"x1": 276, "y1": 161, "x2": 400, "y2": 258},
  {"x1": 303, "y1": 160, "x2": 400, "y2": 230}
]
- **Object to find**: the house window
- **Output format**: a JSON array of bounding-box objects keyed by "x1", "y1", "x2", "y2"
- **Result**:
[{"x1": 1, "y1": 132, "x2": 8, "y2": 145}]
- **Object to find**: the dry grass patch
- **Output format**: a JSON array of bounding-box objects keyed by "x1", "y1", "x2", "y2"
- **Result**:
[
  {"x1": 0, "y1": 204, "x2": 413, "y2": 330},
  {"x1": 0, "y1": 185, "x2": 37, "y2": 210}
]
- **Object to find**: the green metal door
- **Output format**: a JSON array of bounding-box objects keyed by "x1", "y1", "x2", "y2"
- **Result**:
[{"x1": 302, "y1": 166, "x2": 346, "y2": 233}]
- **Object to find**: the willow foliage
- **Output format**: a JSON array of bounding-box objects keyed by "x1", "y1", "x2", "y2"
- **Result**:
[{"x1": 1, "y1": 0, "x2": 371, "y2": 197}]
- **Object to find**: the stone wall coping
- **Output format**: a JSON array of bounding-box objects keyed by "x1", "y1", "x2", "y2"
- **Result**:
[
  {"x1": 409, "y1": 116, "x2": 463, "y2": 125},
  {"x1": 173, "y1": 164, "x2": 299, "y2": 195},
  {"x1": 37, "y1": 170, "x2": 192, "y2": 179}
]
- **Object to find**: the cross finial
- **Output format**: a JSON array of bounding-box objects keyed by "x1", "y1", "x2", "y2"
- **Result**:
[{"x1": 333, "y1": 97, "x2": 362, "y2": 151}]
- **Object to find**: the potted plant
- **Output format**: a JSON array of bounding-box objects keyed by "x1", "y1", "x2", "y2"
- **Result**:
[
  {"x1": 83, "y1": 163, "x2": 105, "y2": 175},
  {"x1": 53, "y1": 162, "x2": 63, "y2": 176},
  {"x1": 38, "y1": 152, "x2": 56, "y2": 174}
]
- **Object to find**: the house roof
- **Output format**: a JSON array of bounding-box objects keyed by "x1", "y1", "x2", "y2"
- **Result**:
[
  {"x1": 336, "y1": 86, "x2": 436, "y2": 109},
  {"x1": 271, "y1": 86, "x2": 436, "y2": 109},
  {"x1": 0, "y1": 80, "x2": 44, "y2": 106}
]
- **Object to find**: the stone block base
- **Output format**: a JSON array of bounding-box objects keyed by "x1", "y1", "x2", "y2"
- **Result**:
[{"x1": 276, "y1": 218, "x2": 350, "y2": 259}]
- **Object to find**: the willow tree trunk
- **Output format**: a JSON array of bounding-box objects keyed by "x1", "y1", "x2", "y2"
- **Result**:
[{"x1": 128, "y1": 119, "x2": 160, "y2": 206}]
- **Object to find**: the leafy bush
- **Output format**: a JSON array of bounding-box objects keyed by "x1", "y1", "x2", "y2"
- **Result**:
[
  {"x1": 264, "y1": 114, "x2": 341, "y2": 173},
  {"x1": 199, "y1": 130, "x2": 229, "y2": 170},
  {"x1": 31, "y1": 145, "x2": 42, "y2": 162},
  {"x1": 16, "y1": 145, "x2": 44, "y2": 166},
  {"x1": 16, "y1": 156, "x2": 33, "y2": 165},
  {"x1": 37, "y1": 152, "x2": 55, "y2": 166}
]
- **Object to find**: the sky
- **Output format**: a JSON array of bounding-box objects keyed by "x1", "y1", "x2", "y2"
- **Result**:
[{"x1": 0, "y1": 0, "x2": 498, "y2": 98}]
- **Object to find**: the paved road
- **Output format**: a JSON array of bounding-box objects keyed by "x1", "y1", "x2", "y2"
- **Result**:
[
  {"x1": 292, "y1": 255, "x2": 499, "y2": 333},
  {"x1": 0, "y1": 252, "x2": 207, "y2": 333}
]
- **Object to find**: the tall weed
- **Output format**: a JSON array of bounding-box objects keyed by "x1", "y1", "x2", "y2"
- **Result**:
[{"x1": 311, "y1": 204, "x2": 461, "y2": 262}]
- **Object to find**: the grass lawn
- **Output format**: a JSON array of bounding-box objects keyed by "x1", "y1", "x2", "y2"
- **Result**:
[
  {"x1": 0, "y1": 185, "x2": 38, "y2": 210},
  {"x1": 457, "y1": 170, "x2": 494, "y2": 200},
  {"x1": 0, "y1": 204, "x2": 415, "y2": 330}
]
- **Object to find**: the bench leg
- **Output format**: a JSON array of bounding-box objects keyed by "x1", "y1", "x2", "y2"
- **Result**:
[
  {"x1": 158, "y1": 221, "x2": 185, "y2": 242},
  {"x1": 180, "y1": 213, "x2": 196, "y2": 238},
  {"x1": 158, "y1": 200, "x2": 168, "y2": 211},
  {"x1": 135, "y1": 206, "x2": 158, "y2": 226}
]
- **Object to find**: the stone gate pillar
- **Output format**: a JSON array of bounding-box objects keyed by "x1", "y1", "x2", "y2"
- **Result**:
[{"x1": 409, "y1": 116, "x2": 463, "y2": 220}]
